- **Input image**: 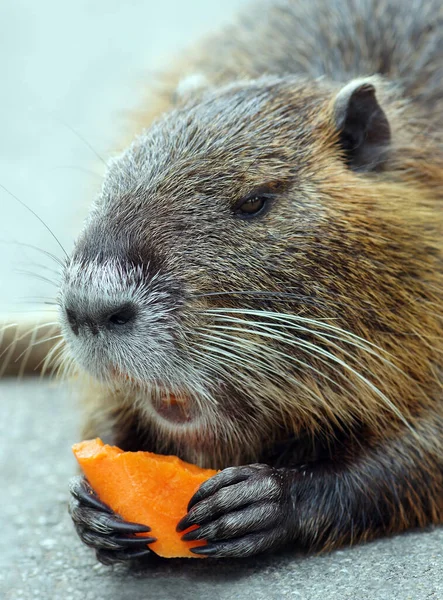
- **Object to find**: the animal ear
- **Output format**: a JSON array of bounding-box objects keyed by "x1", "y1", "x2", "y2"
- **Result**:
[
  {"x1": 173, "y1": 73, "x2": 210, "y2": 105},
  {"x1": 333, "y1": 78, "x2": 391, "y2": 171}
]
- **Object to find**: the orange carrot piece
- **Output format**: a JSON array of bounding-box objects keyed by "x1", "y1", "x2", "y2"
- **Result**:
[{"x1": 72, "y1": 438, "x2": 218, "y2": 558}]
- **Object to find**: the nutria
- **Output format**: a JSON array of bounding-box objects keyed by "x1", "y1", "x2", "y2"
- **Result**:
[{"x1": 7, "y1": 0, "x2": 443, "y2": 562}]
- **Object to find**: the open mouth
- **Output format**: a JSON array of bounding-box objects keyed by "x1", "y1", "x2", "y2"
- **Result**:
[
  {"x1": 152, "y1": 393, "x2": 194, "y2": 425},
  {"x1": 110, "y1": 367, "x2": 195, "y2": 425}
]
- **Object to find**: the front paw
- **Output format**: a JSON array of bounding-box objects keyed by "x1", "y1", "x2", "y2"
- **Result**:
[
  {"x1": 69, "y1": 476, "x2": 156, "y2": 565},
  {"x1": 176, "y1": 464, "x2": 292, "y2": 558}
]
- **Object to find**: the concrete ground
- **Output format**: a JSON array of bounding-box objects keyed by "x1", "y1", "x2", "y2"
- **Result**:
[{"x1": 1, "y1": 379, "x2": 442, "y2": 600}]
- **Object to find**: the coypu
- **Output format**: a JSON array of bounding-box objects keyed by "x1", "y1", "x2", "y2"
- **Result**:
[{"x1": 8, "y1": 0, "x2": 443, "y2": 561}]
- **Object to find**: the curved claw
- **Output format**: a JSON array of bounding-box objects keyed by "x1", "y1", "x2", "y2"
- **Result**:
[
  {"x1": 69, "y1": 499, "x2": 151, "y2": 535},
  {"x1": 177, "y1": 464, "x2": 291, "y2": 558},
  {"x1": 69, "y1": 476, "x2": 113, "y2": 513},
  {"x1": 190, "y1": 527, "x2": 286, "y2": 558},
  {"x1": 177, "y1": 467, "x2": 282, "y2": 532},
  {"x1": 77, "y1": 525, "x2": 156, "y2": 550},
  {"x1": 106, "y1": 534, "x2": 157, "y2": 548},
  {"x1": 68, "y1": 475, "x2": 155, "y2": 563},
  {"x1": 181, "y1": 502, "x2": 281, "y2": 542}
]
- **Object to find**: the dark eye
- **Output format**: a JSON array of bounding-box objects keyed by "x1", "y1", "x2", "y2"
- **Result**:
[
  {"x1": 233, "y1": 182, "x2": 284, "y2": 219},
  {"x1": 234, "y1": 195, "x2": 269, "y2": 218}
]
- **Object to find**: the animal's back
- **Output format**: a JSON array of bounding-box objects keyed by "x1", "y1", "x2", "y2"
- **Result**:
[{"x1": 176, "y1": 0, "x2": 443, "y2": 120}]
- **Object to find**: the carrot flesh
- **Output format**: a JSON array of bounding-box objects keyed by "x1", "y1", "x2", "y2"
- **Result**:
[{"x1": 72, "y1": 438, "x2": 218, "y2": 558}]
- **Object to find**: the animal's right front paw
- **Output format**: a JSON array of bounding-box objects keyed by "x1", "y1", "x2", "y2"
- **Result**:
[{"x1": 68, "y1": 476, "x2": 156, "y2": 565}]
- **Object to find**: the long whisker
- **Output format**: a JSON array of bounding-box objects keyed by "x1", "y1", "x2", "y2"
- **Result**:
[
  {"x1": 199, "y1": 330, "x2": 353, "y2": 394},
  {"x1": 0, "y1": 324, "x2": 17, "y2": 377},
  {"x1": 55, "y1": 347, "x2": 76, "y2": 381},
  {"x1": 0, "y1": 321, "x2": 59, "y2": 357},
  {"x1": 0, "y1": 321, "x2": 17, "y2": 337},
  {"x1": 194, "y1": 290, "x2": 334, "y2": 307},
  {"x1": 209, "y1": 323, "x2": 396, "y2": 408},
  {"x1": 209, "y1": 312, "x2": 426, "y2": 404},
  {"x1": 15, "y1": 270, "x2": 60, "y2": 288},
  {"x1": 5, "y1": 308, "x2": 59, "y2": 314},
  {"x1": 0, "y1": 321, "x2": 59, "y2": 377},
  {"x1": 193, "y1": 342, "x2": 318, "y2": 426},
  {"x1": 46, "y1": 344, "x2": 67, "y2": 379},
  {"x1": 210, "y1": 316, "x2": 379, "y2": 358},
  {"x1": 198, "y1": 323, "x2": 415, "y2": 432},
  {"x1": 49, "y1": 165, "x2": 103, "y2": 178},
  {"x1": 195, "y1": 339, "x2": 346, "y2": 433},
  {"x1": 13, "y1": 334, "x2": 63, "y2": 365},
  {"x1": 53, "y1": 117, "x2": 107, "y2": 167},
  {"x1": 194, "y1": 340, "x2": 328, "y2": 415},
  {"x1": 6, "y1": 241, "x2": 65, "y2": 268},
  {"x1": 26, "y1": 266, "x2": 61, "y2": 279},
  {"x1": 188, "y1": 345, "x2": 277, "y2": 399},
  {"x1": 40, "y1": 338, "x2": 66, "y2": 376},
  {"x1": 52, "y1": 346, "x2": 75, "y2": 381},
  {"x1": 196, "y1": 331, "x2": 376, "y2": 432},
  {"x1": 15, "y1": 323, "x2": 41, "y2": 379},
  {"x1": 207, "y1": 318, "x2": 408, "y2": 382},
  {"x1": 0, "y1": 183, "x2": 68, "y2": 259},
  {"x1": 204, "y1": 308, "x2": 394, "y2": 360},
  {"x1": 14, "y1": 322, "x2": 59, "y2": 378},
  {"x1": 17, "y1": 298, "x2": 58, "y2": 305}
]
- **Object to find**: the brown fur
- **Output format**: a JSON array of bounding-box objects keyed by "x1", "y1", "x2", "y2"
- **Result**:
[{"x1": 4, "y1": 0, "x2": 443, "y2": 551}]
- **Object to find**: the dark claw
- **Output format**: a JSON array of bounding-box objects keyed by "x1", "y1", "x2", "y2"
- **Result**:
[
  {"x1": 181, "y1": 502, "x2": 281, "y2": 542},
  {"x1": 181, "y1": 528, "x2": 202, "y2": 542},
  {"x1": 178, "y1": 465, "x2": 292, "y2": 558},
  {"x1": 177, "y1": 485, "x2": 247, "y2": 531},
  {"x1": 189, "y1": 530, "x2": 284, "y2": 558},
  {"x1": 70, "y1": 500, "x2": 151, "y2": 535},
  {"x1": 69, "y1": 475, "x2": 155, "y2": 563},
  {"x1": 190, "y1": 544, "x2": 217, "y2": 556},
  {"x1": 69, "y1": 476, "x2": 113, "y2": 513},
  {"x1": 101, "y1": 517, "x2": 152, "y2": 535},
  {"x1": 177, "y1": 470, "x2": 282, "y2": 533},
  {"x1": 176, "y1": 514, "x2": 193, "y2": 533},
  {"x1": 106, "y1": 534, "x2": 157, "y2": 548},
  {"x1": 69, "y1": 477, "x2": 151, "y2": 535}
]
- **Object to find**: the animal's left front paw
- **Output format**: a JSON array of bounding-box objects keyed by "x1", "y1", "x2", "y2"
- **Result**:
[{"x1": 176, "y1": 464, "x2": 292, "y2": 557}]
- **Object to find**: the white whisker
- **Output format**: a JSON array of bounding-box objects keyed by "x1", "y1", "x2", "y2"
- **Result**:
[
  {"x1": 198, "y1": 310, "x2": 416, "y2": 433},
  {"x1": 199, "y1": 329, "x2": 352, "y2": 395},
  {"x1": 204, "y1": 308, "x2": 394, "y2": 360},
  {"x1": 194, "y1": 340, "x2": 326, "y2": 415},
  {"x1": 40, "y1": 338, "x2": 66, "y2": 376},
  {"x1": 14, "y1": 334, "x2": 63, "y2": 365},
  {"x1": 205, "y1": 320, "x2": 412, "y2": 393}
]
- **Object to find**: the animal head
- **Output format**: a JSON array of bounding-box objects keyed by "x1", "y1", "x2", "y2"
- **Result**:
[{"x1": 58, "y1": 75, "x2": 442, "y2": 465}]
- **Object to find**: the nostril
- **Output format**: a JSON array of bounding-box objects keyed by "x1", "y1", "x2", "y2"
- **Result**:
[
  {"x1": 64, "y1": 304, "x2": 137, "y2": 334},
  {"x1": 107, "y1": 304, "x2": 137, "y2": 328},
  {"x1": 65, "y1": 308, "x2": 79, "y2": 335}
]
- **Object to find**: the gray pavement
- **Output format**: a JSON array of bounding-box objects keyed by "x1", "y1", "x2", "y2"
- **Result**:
[{"x1": 1, "y1": 379, "x2": 442, "y2": 600}]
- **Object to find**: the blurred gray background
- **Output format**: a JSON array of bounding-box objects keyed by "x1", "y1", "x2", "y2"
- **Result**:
[{"x1": 0, "y1": 0, "x2": 249, "y2": 316}]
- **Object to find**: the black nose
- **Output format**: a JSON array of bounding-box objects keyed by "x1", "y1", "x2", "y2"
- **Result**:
[{"x1": 66, "y1": 303, "x2": 137, "y2": 336}]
